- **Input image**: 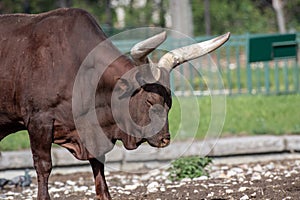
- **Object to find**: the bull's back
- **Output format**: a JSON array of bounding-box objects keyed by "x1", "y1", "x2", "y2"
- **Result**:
[{"x1": 0, "y1": 8, "x2": 105, "y2": 136}]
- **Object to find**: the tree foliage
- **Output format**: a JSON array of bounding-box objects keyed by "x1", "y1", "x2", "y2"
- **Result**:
[{"x1": 0, "y1": 0, "x2": 299, "y2": 36}]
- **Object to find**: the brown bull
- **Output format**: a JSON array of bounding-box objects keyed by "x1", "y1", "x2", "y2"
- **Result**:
[{"x1": 0, "y1": 8, "x2": 229, "y2": 199}]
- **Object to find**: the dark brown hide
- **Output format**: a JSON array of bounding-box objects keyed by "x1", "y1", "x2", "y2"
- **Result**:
[{"x1": 0, "y1": 8, "x2": 171, "y2": 200}]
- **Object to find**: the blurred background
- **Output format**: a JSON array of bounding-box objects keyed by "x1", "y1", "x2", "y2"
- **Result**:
[
  {"x1": 0, "y1": 0, "x2": 300, "y2": 36},
  {"x1": 0, "y1": 0, "x2": 299, "y2": 36},
  {"x1": 0, "y1": 0, "x2": 300, "y2": 150}
]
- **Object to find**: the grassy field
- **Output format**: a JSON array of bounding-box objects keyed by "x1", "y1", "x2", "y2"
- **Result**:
[
  {"x1": 169, "y1": 94, "x2": 300, "y2": 139},
  {"x1": 1, "y1": 94, "x2": 300, "y2": 151}
]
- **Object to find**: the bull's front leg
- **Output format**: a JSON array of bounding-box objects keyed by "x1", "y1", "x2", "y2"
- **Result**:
[
  {"x1": 28, "y1": 116, "x2": 53, "y2": 200},
  {"x1": 89, "y1": 156, "x2": 111, "y2": 200}
]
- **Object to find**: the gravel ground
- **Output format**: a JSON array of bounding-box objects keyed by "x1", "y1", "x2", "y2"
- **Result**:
[{"x1": 1, "y1": 158, "x2": 300, "y2": 199}]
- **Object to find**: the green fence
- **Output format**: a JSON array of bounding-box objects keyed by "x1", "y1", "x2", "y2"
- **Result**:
[{"x1": 113, "y1": 32, "x2": 300, "y2": 96}]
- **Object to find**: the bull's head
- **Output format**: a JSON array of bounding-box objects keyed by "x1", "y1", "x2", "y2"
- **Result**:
[{"x1": 112, "y1": 32, "x2": 230, "y2": 150}]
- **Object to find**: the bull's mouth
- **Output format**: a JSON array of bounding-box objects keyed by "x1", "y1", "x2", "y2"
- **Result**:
[
  {"x1": 122, "y1": 135, "x2": 171, "y2": 150},
  {"x1": 136, "y1": 138, "x2": 147, "y2": 147},
  {"x1": 146, "y1": 134, "x2": 171, "y2": 148}
]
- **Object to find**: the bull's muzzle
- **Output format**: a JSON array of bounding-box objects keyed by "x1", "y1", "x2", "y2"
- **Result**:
[
  {"x1": 146, "y1": 133, "x2": 170, "y2": 148},
  {"x1": 160, "y1": 134, "x2": 170, "y2": 148}
]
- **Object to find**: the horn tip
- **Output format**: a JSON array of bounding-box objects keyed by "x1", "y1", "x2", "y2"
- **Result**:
[
  {"x1": 224, "y1": 32, "x2": 231, "y2": 40},
  {"x1": 159, "y1": 31, "x2": 167, "y2": 40}
]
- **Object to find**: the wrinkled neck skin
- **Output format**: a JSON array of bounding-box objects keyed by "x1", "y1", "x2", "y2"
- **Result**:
[
  {"x1": 53, "y1": 55, "x2": 137, "y2": 160},
  {"x1": 95, "y1": 56, "x2": 141, "y2": 151}
]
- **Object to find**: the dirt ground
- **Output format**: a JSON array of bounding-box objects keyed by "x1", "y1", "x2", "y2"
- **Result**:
[{"x1": 1, "y1": 158, "x2": 300, "y2": 200}]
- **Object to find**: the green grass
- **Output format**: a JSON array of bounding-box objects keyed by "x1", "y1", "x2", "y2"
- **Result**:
[
  {"x1": 169, "y1": 94, "x2": 300, "y2": 140},
  {"x1": 1, "y1": 94, "x2": 300, "y2": 151},
  {"x1": 0, "y1": 130, "x2": 30, "y2": 151}
]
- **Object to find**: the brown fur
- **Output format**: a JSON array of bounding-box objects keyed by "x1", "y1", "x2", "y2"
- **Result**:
[{"x1": 0, "y1": 8, "x2": 171, "y2": 200}]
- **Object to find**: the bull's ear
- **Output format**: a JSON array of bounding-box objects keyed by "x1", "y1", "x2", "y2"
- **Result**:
[{"x1": 116, "y1": 78, "x2": 133, "y2": 99}]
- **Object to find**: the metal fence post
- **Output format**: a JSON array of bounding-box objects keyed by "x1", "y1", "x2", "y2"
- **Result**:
[{"x1": 246, "y1": 33, "x2": 252, "y2": 94}]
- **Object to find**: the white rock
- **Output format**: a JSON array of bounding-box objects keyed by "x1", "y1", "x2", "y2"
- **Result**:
[
  {"x1": 141, "y1": 174, "x2": 151, "y2": 181},
  {"x1": 147, "y1": 181, "x2": 159, "y2": 193},
  {"x1": 207, "y1": 192, "x2": 214, "y2": 197},
  {"x1": 221, "y1": 166, "x2": 229, "y2": 170},
  {"x1": 125, "y1": 184, "x2": 138, "y2": 190},
  {"x1": 193, "y1": 176, "x2": 208, "y2": 181},
  {"x1": 193, "y1": 189, "x2": 199, "y2": 193},
  {"x1": 290, "y1": 169, "x2": 298, "y2": 174},
  {"x1": 253, "y1": 164, "x2": 263, "y2": 172},
  {"x1": 225, "y1": 189, "x2": 233, "y2": 194},
  {"x1": 148, "y1": 169, "x2": 161, "y2": 177},
  {"x1": 264, "y1": 171, "x2": 272, "y2": 177},
  {"x1": 285, "y1": 173, "x2": 291, "y2": 177},
  {"x1": 251, "y1": 172, "x2": 262, "y2": 181},
  {"x1": 240, "y1": 195, "x2": 249, "y2": 200},
  {"x1": 181, "y1": 178, "x2": 192, "y2": 182},
  {"x1": 266, "y1": 163, "x2": 275, "y2": 170},
  {"x1": 201, "y1": 184, "x2": 208, "y2": 189},
  {"x1": 54, "y1": 181, "x2": 64, "y2": 187},
  {"x1": 251, "y1": 192, "x2": 257, "y2": 197},
  {"x1": 53, "y1": 194, "x2": 60, "y2": 198},
  {"x1": 66, "y1": 180, "x2": 76, "y2": 186},
  {"x1": 160, "y1": 187, "x2": 166, "y2": 192},
  {"x1": 227, "y1": 170, "x2": 237, "y2": 177},
  {"x1": 5, "y1": 191, "x2": 15, "y2": 196},
  {"x1": 238, "y1": 187, "x2": 248, "y2": 192},
  {"x1": 74, "y1": 186, "x2": 89, "y2": 192}
]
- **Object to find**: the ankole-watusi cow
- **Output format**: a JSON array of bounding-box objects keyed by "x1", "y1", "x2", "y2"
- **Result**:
[{"x1": 0, "y1": 8, "x2": 230, "y2": 200}]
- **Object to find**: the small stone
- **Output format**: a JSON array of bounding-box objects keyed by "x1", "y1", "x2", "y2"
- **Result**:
[
  {"x1": 125, "y1": 184, "x2": 138, "y2": 190},
  {"x1": 251, "y1": 192, "x2": 257, "y2": 197},
  {"x1": 53, "y1": 194, "x2": 60, "y2": 198},
  {"x1": 207, "y1": 192, "x2": 214, "y2": 197},
  {"x1": 5, "y1": 191, "x2": 15, "y2": 196},
  {"x1": 66, "y1": 180, "x2": 76, "y2": 186},
  {"x1": 240, "y1": 195, "x2": 249, "y2": 200},
  {"x1": 74, "y1": 186, "x2": 88, "y2": 192},
  {"x1": 264, "y1": 171, "x2": 272, "y2": 177},
  {"x1": 221, "y1": 166, "x2": 229, "y2": 170},
  {"x1": 193, "y1": 176, "x2": 208, "y2": 181},
  {"x1": 285, "y1": 173, "x2": 291, "y2": 177},
  {"x1": 193, "y1": 189, "x2": 199, "y2": 193},
  {"x1": 238, "y1": 187, "x2": 248, "y2": 192},
  {"x1": 251, "y1": 172, "x2": 262, "y2": 181},
  {"x1": 226, "y1": 189, "x2": 233, "y2": 194},
  {"x1": 54, "y1": 181, "x2": 64, "y2": 187},
  {"x1": 147, "y1": 182, "x2": 159, "y2": 193},
  {"x1": 218, "y1": 173, "x2": 228, "y2": 179},
  {"x1": 253, "y1": 164, "x2": 263, "y2": 172},
  {"x1": 181, "y1": 178, "x2": 192, "y2": 182},
  {"x1": 148, "y1": 169, "x2": 161, "y2": 177}
]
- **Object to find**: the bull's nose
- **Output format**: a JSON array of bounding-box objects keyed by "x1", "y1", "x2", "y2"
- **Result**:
[{"x1": 160, "y1": 134, "x2": 170, "y2": 147}]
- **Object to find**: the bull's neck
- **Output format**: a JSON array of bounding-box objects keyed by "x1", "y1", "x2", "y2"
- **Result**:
[{"x1": 96, "y1": 56, "x2": 135, "y2": 138}]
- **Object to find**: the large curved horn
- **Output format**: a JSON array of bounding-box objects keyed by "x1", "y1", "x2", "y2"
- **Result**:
[
  {"x1": 158, "y1": 32, "x2": 230, "y2": 71},
  {"x1": 130, "y1": 31, "x2": 167, "y2": 64}
]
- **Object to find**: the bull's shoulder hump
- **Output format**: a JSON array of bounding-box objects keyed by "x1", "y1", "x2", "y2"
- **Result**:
[
  {"x1": 0, "y1": 7, "x2": 88, "y2": 17},
  {"x1": 0, "y1": 8, "x2": 97, "y2": 24}
]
